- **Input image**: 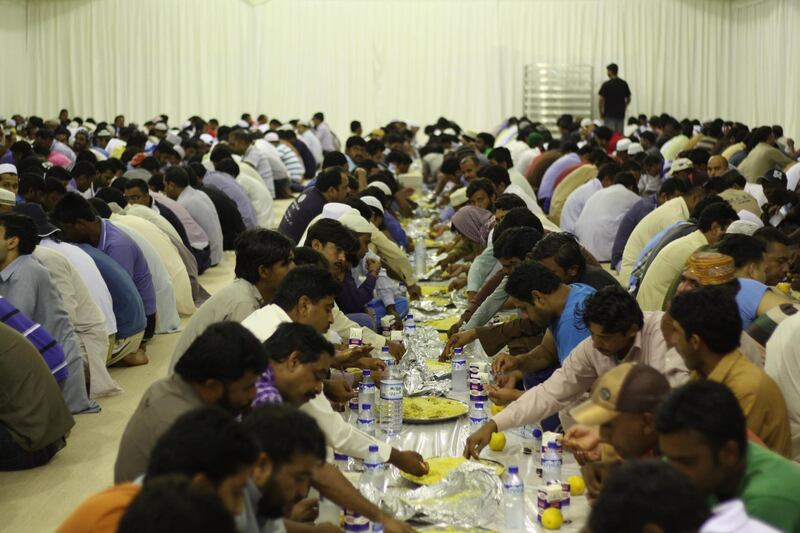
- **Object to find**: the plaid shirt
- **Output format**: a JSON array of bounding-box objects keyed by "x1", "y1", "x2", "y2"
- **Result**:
[{"x1": 253, "y1": 366, "x2": 283, "y2": 407}]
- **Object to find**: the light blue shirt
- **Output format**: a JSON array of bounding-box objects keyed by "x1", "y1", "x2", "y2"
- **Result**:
[{"x1": 552, "y1": 283, "x2": 596, "y2": 363}]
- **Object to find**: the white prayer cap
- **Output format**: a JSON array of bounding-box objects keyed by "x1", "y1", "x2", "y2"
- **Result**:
[
  {"x1": 736, "y1": 209, "x2": 764, "y2": 228},
  {"x1": 726, "y1": 220, "x2": 759, "y2": 236},
  {"x1": 370, "y1": 181, "x2": 392, "y2": 197},
  {"x1": 0, "y1": 163, "x2": 18, "y2": 175},
  {"x1": 154, "y1": 122, "x2": 168, "y2": 132},
  {"x1": 320, "y1": 202, "x2": 350, "y2": 220},
  {"x1": 258, "y1": 124, "x2": 270, "y2": 133},
  {"x1": 265, "y1": 132, "x2": 279, "y2": 142},
  {"x1": 236, "y1": 120, "x2": 250, "y2": 129},
  {"x1": 277, "y1": 124, "x2": 294, "y2": 132},
  {"x1": 6, "y1": 119, "x2": 16, "y2": 127},
  {"x1": 181, "y1": 120, "x2": 192, "y2": 130},
  {"x1": 360, "y1": 196, "x2": 384, "y2": 214},
  {"x1": 407, "y1": 121, "x2": 419, "y2": 128},
  {"x1": 95, "y1": 127, "x2": 112, "y2": 138},
  {"x1": 166, "y1": 132, "x2": 182, "y2": 146},
  {"x1": 339, "y1": 209, "x2": 373, "y2": 234},
  {"x1": 0, "y1": 188, "x2": 16, "y2": 206},
  {"x1": 199, "y1": 133, "x2": 215, "y2": 144},
  {"x1": 450, "y1": 187, "x2": 468, "y2": 207},
  {"x1": 593, "y1": 119, "x2": 604, "y2": 127},
  {"x1": 580, "y1": 118, "x2": 593, "y2": 128},
  {"x1": 443, "y1": 128, "x2": 456, "y2": 135},
  {"x1": 627, "y1": 142, "x2": 643, "y2": 155},
  {"x1": 173, "y1": 145, "x2": 185, "y2": 159},
  {"x1": 616, "y1": 139, "x2": 631, "y2": 152}
]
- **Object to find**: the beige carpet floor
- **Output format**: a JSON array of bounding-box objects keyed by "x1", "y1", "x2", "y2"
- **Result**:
[{"x1": 0, "y1": 199, "x2": 293, "y2": 533}]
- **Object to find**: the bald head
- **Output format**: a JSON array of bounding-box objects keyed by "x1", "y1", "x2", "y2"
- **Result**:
[{"x1": 707, "y1": 155, "x2": 728, "y2": 178}]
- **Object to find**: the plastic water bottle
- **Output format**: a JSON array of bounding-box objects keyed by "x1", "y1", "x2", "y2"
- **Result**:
[
  {"x1": 363, "y1": 444, "x2": 386, "y2": 494},
  {"x1": 414, "y1": 237, "x2": 427, "y2": 278},
  {"x1": 378, "y1": 345, "x2": 393, "y2": 366},
  {"x1": 347, "y1": 397, "x2": 360, "y2": 427},
  {"x1": 350, "y1": 444, "x2": 384, "y2": 531},
  {"x1": 525, "y1": 423, "x2": 543, "y2": 462},
  {"x1": 451, "y1": 348, "x2": 467, "y2": 392},
  {"x1": 357, "y1": 403, "x2": 375, "y2": 436},
  {"x1": 334, "y1": 452, "x2": 349, "y2": 472},
  {"x1": 359, "y1": 370, "x2": 375, "y2": 408},
  {"x1": 469, "y1": 401, "x2": 488, "y2": 434},
  {"x1": 503, "y1": 465, "x2": 526, "y2": 531},
  {"x1": 542, "y1": 441, "x2": 562, "y2": 483},
  {"x1": 380, "y1": 366, "x2": 404, "y2": 436},
  {"x1": 403, "y1": 314, "x2": 416, "y2": 343}
]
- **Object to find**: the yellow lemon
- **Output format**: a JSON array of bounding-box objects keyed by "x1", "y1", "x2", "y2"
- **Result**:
[
  {"x1": 491, "y1": 403, "x2": 505, "y2": 415},
  {"x1": 488, "y1": 432, "x2": 506, "y2": 451},
  {"x1": 568, "y1": 475, "x2": 585, "y2": 496},
  {"x1": 541, "y1": 507, "x2": 563, "y2": 530}
]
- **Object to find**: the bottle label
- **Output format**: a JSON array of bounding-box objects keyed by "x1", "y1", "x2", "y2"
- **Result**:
[
  {"x1": 452, "y1": 359, "x2": 466, "y2": 371},
  {"x1": 344, "y1": 510, "x2": 370, "y2": 531},
  {"x1": 503, "y1": 483, "x2": 525, "y2": 495},
  {"x1": 381, "y1": 381, "x2": 403, "y2": 400}
]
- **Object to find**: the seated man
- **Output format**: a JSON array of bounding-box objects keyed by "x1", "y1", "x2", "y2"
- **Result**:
[
  {"x1": 52, "y1": 192, "x2": 157, "y2": 350},
  {"x1": 169, "y1": 229, "x2": 294, "y2": 371},
  {"x1": 666, "y1": 287, "x2": 791, "y2": 456},
  {"x1": 529, "y1": 232, "x2": 618, "y2": 290},
  {"x1": 0, "y1": 323, "x2": 74, "y2": 471},
  {"x1": 187, "y1": 165, "x2": 247, "y2": 251},
  {"x1": 59, "y1": 407, "x2": 260, "y2": 533},
  {"x1": 278, "y1": 166, "x2": 349, "y2": 244},
  {"x1": 0, "y1": 213, "x2": 96, "y2": 413},
  {"x1": 114, "y1": 321, "x2": 269, "y2": 483},
  {"x1": 657, "y1": 380, "x2": 800, "y2": 532}
]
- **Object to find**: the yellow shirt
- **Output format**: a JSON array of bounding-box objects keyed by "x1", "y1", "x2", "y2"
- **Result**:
[
  {"x1": 637, "y1": 230, "x2": 708, "y2": 311},
  {"x1": 548, "y1": 164, "x2": 598, "y2": 226},
  {"x1": 697, "y1": 351, "x2": 792, "y2": 458},
  {"x1": 722, "y1": 142, "x2": 746, "y2": 161},
  {"x1": 619, "y1": 196, "x2": 690, "y2": 286},
  {"x1": 719, "y1": 188, "x2": 762, "y2": 217}
]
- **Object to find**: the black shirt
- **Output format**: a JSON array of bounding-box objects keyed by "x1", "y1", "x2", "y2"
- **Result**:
[
  {"x1": 198, "y1": 186, "x2": 246, "y2": 250},
  {"x1": 578, "y1": 265, "x2": 619, "y2": 291},
  {"x1": 598, "y1": 77, "x2": 631, "y2": 118}
]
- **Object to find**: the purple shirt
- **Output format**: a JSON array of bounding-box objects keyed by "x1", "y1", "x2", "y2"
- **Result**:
[
  {"x1": 98, "y1": 219, "x2": 157, "y2": 315},
  {"x1": 202, "y1": 171, "x2": 258, "y2": 229},
  {"x1": 336, "y1": 269, "x2": 378, "y2": 314},
  {"x1": 538, "y1": 153, "x2": 581, "y2": 200},
  {"x1": 253, "y1": 366, "x2": 283, "y2": 407}
]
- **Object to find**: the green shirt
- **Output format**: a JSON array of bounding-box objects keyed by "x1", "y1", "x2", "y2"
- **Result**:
[{"x1": 738, "y1": 441, "x2": 800, "y2": 532}]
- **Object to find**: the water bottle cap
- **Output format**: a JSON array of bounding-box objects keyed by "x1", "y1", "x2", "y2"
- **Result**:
[
  {"x1": 387, "y1": 359, "x2": 395, "y2": 366},
  {"x1": 381, "y1": 346, "x2": 389, "y2": 352},
  {"x1": 368, "y1": 444, "x2": 379, "y2": 453},
  {"x1": 361, "y1": 403, "x2": 371, "y2": 409},
  {"x1": 334, "y1": 452, "x2": 348, "y2": 460},
  {"x1": 475, "y1": 402, "x2": 484, "y2": 408},
  {"x1": 454, "y1": 347, "x2": 462, "y2": 354},
  {"x1": 363, "y1": 369, "x2": 371, "y2": 376},
  {"x1": 508, "y1": 465, "x2": 519, "y2": 474},
  {"x1": 406, "y1": 314, "x2": 413, "y2": 319},
  {"x1": 532, "y1": 428, "x2": 543, "y2": 438},
  {"x1": 548, "y1": 441, "x2": 557, "y2": 448}
]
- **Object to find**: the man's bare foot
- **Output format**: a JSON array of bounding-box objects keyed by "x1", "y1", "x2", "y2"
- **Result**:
[{"x1": 118, "y1": 349, "x2": 148, "y2": 366}]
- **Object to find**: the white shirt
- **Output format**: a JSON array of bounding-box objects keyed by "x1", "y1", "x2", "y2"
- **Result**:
[
  {"x1": 575, "y1": 184, "x2": 641, "y2": 262},
  {"x1": 787, "y1": 162, "x2": 800, "y2": 192},
  {"x1": 240, "y1": 303, "x2": 392, "y2": 462},
  {"x1": 560, "y1": 178, "x2": 603, "y2": 235},
  {"x1": 509, "y1": 168, "x2": 539, "y2": 210},
  {"x1": 513, "y1": 147, "x2": 540, "y2": 176},
  {"x1": 177, "y1": 186, "x2": 224, "y2": 266},
  {"x1": 300, "y1": 130, "x2": 323, "y2": 164},
  {"x1": 765, "y1": 312, "x2": 800, "y2": 461},
  {"x1": 235, "y1": 157, "x2": 274, "y2": 228},
  {"x1": 700, "y1": 500, "x2": 780, "y2": 533},
  {"x1": 313, "y1": 122, "x2": 336, "y2": 152},
  {"x1": 254, "y1": 139, "x2": 290, "y2": 183},
  {"x1": 505, "y1": 139, "x2": 529, "y2": 163}
]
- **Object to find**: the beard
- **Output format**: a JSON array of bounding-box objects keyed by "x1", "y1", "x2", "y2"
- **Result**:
[{"x1": 257, "y1": 475, "x2": 291, "y2": 519}]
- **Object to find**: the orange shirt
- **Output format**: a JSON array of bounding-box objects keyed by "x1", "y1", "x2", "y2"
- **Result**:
[{"x1": 56, "y1": 483, "x2": 141, "y2": 533}]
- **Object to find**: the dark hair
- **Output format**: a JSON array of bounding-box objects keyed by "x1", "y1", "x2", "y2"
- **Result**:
[
  {"x1": 506, "y1": 261, "x2": 562, "y2": 302},
  {"x1": 124, "y1": 178, "x2": 150, "y2": 195},
  {"x1": 19, "y1": 173, "x2": 45, "y2": 195},
  {"x1": 589, "y1": 460, "x2": 709, "y2": 533},
  {"x1": 88, "y1": 198, "x2": 112, "y2": 218},
  {"x1": 243, "y1": 404, "x2": 326, "y2": 467},
  {"x1": 215, "y1": 158, "x2": 240, "y2": 178},
  {"x1": 345, "y1": 136, "x2": 366, "y2": 150},
  {"x1": 613, "y1": 171, "x2": 637, "y2": 191},
  {"x1": 350, "y1": 121, "x2": 362, "y2": 133},
  {"x1": 119, "y1": 476, "x2": 237, "y2": 533},
  {"x1": 530, "y1": 232, "x2": 586, "y2": 276},
  {"x1": 606, "y1": 63, "x2": 619, "y2": 74},
  {"x1": 488, "y1": 147, "x2": 513, "y2": 168},
  {"x1": 44, "y1": 177, "x2": 67, "y2": 196},
  {"x1": 594, "y1": 126, "x2": 613, "y2": 141},
  {"x1": 669, "y1": 286, "x2": 741, "y2": 354},
  {"x1": 292, "y1": 246, "x2": 328, "y2": 268},
  {"x1": 716, "y1": 233, "x2": 766, "y2": 268},
  {"x1": 477, "y1": 132, "x2": 495, "y2": 148},
  {"x1": 209, "y1": 144, "x2": 233, "y2": 163},
  {"x1": 315, "y1": 167, "x2": 345, "y2": 193},
  {"x1": 493, "y1": 208, "x2": 544, "y2": 242},
  {"x1": 466, "y1": 178, "x2": 496, "y2": 202},
  {"x1": 479, "y1": 165, "x2": 511, "y2": 188},
  {"x1": 360, "y1": 186, "x2": 387, "y2": 206},
  {"x1": 597, "y1": 162, "x2": 622, "y2": 182},
  {"x1": 71, "y1": 161, "x2": 96, "y2": 179},
  {"x1": 233, "y1": 229, "x2": 294, "y2": 283},
  {"x1": 439, "y1": 157, "x2": 460, "y2": 176},
  {"x1": 582, "y1": 285, "x2": 644, "y2": 333},
  {"x1": 164, "y1": 166, "x2": 190, "y2": 188},
  {"x1": 305, "y1": 218, "x2": 358, "y2": 252},
  {"x1": 697, "y1": 202, "x2": 738, "y2": 233},
  {"x1": 689, "y1": 194, "x2": 724, "y2": 220},
  {"x1": 385, "y1": 150, "x2": 412, "y2": 167},
  {"x1": 494, "y1": 193, "x2": 527, "y2": 212},
  {"x1": 261, "y1": 322, "x2": 334, "y2": 364},
  {"x1": 656, "y1": 380, "x2": 748, "y2": 459},
  {"x1": 753, "y1": 226, "x2": 793, "y2": 247},
  {"x1": 147, "y1": 407, "x2": 259, "y2": 485},
  {"x1": 227, "y1": 128, "x2": 251, "y2": 146},
  {"x1": 0, "y1": 213, "x2": 39, "y2": 254},
  {"x1": 365, "y1": 139, "x2": 384, "y2": 156},
  {"x1": 321, "y1": 151, "x2": 347, "y2": 170},
  {"x1": 494, "y1": 227, "x2": 543, "y2": 260},
  {"x1": 174, "y1": 321, "x2": 268, "y2": 382},
  {"x1": 643, "y1": 153, "x2": 663, "y2": 169},
  {"x1": 272, "y1": 264, "x2": 341, "y2": 311},
  {"x1": 51, "y1": 191, "x2": 97, "y2": 224},
  {"x1": 348, "y1": 198, "x2": 373, "y2": 222}
]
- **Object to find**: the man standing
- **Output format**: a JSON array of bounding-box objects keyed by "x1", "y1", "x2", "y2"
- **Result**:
[{"x1": 598, "y1": 63, "x2": 631, "y2": 134}]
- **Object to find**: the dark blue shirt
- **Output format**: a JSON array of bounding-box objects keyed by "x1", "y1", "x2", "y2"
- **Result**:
[
  {"x1": 278, "y1": 187, "x2": 327, "y2": 244},
  {"x1": 78, "y1": 244, "x2": 146, "y2": 339},
  {"x1": 611, "y1": 196, "x2": 658, "y2": 270}
]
